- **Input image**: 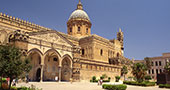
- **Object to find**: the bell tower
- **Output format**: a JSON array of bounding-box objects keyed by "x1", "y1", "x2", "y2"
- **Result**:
[
  {"x1": 67, "y1": 0, "x2": 92, "y2": 37},
  {"x1": 117, "y1": 28, "x2": 124, "y2": 51}
]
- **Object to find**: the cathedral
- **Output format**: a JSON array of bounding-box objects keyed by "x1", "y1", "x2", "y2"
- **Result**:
[{"x1": 0, "y1": 0, "x2": 131, "y2": 82}]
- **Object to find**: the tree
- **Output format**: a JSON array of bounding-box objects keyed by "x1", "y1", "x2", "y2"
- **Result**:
[
  {"x1": 121, "y1": 65, "x2": 128, "y2": 81},
  {"x1": 164, "y1": 62, "x2": 170, "y2": 73},
  {"x1": 0, "y1": 45, "x2": 32, "y2": 90},
  {"x1": 131, "y1": 63, "x2": 147, "y2": 82},
  {"x1": 144, "y1": 57, "x2": 152, "y2": 70}
]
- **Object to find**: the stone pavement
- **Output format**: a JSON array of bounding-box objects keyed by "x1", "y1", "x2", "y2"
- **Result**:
[{"x1": 16, "y1": 82, "x2": 170, "y2": 90}]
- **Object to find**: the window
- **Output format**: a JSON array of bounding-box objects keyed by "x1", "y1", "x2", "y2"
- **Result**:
[
  {"x1": 53, "y1": 57, "x2": 58, "y2": 62},
  {"x1": 148, "y1": 70, "x2": 151, "y2": 74},
  {"x1": 100, "y1": 49, "x2": 103, "y2": 56},
  {"x1": 70, "y1": 28, "x2": 72, "y2": 32},
  {"x1": 78, "y1": 27, "x2": 80, "y2": 32},
  {"x1": 155, "y1": 61, "x2": 158, "y2": 66},
  {"x1": 156, "y1": 69, "x2": 158, "y2": 74},
  {"x1": 109, "y1": 59, "x2": 112, "y2": 64},
  {"x1": 82, "y1": 49, "x2": 85, "y2": 55},
  {"x1": 86, "y1": 28, "x2": 88, "y2": 33},
  {"x1": 160, "y1": 69, "x2": 162, "y2": 73},
  {"x1": 152, "y1": 69, "x2": 154, "y2": 74},
  {"x1": 159, "y1": 61, "x2": 162, "y2": 66}
]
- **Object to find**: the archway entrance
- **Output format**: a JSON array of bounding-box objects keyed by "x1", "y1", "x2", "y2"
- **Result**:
[
  {"x1": 43, "y1": 50, "x2": 60, "y2": 81},
  {"x1": 36, "y1": 68, "x2": 41, "y2": 82},
  {"x1": 28, "y1": 50, "x2": 42, "y2": 81},
  {"x1": 61, "y1": 57, "x2": 71, "y2": 81}
]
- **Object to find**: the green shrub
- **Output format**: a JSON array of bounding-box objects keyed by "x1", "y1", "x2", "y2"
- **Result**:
[
  {"x1": 108, "y1": 77, "x2": 111, "y2": 80},
  {"x1": 102, "y1": 84, "x2": 127, "y2": 90},
  {"x1": 17, "y1": 87, "x2": 29, "y2": 90},
  {"x1": 90, "y1": 79, "x2": 98, "y2": 82},
  {"x1": 159, "y1": 84, "x2": 170, "y2": 88},
  {"x1": 144, "y1": 75, "x2": 152, "y2": 81},
  {"x1": 159, "y1": 84, "x2": 165, "y2": 88},
  {"x1": 0, "y1": 78, "x2": 7, "y2": 83},
  {"x1": 123, "y1": 81, "x2": 155, "y2": 86},
  {"x1": 90, "y1": 76, "x2": 98, "y2": 82},
  {"x1": 100, "y1": 76, "x2": 104, "y2": 79},
  {"x1": 92, "y1": 76, "x2": 96, "y2": 81},
  {"x1": 165, "y1": 84, "x2": 170, "y2": 88},
  {"x1": 103, "y1": 80, "x2": 110, "y2": 82},
  {"x1": 115, "y1": 76, "x2": 120, "y2": 82},
  {"x1": 11, "y1": 86, "x2": 17, "y2": 90},
  {"x1": 101, "y1": 74, "x2": 108, "y2": 79}
]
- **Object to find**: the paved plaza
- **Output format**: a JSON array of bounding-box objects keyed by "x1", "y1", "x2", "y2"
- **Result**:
[{"x1": 16, "y1": 82, "x2": 170, "y2": 90}]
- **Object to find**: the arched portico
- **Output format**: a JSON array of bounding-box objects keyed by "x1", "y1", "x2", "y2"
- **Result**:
[
  {"x1": 27, "y1": 48, "x2": 43, "y2": 81},
  {"x1": 43, "y1": 49, "x2": 61, "y2": 81},
  {"x1": 27, "y1": 48, "x2": 73, "y2": 82},
  {"x1": 61, "y1": 55, "x2": 73, "y2": 81}
]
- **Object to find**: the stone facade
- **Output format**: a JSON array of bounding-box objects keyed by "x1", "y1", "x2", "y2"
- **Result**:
[{"x1": 0, "y1": 0, "x2": 132, "y2": 82}]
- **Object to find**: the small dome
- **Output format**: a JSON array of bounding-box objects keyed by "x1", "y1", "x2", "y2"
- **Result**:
[{"x1": 68, "y1": 9, "x2": 90, "y2": 21}]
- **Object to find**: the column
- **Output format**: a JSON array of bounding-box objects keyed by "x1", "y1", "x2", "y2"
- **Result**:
[
  {"x1": 58, "y1": 66, "x2": 61, "y2": 82},
  {"x1": 40, "y1": 64, "x2": 44, "y2": 82},
  {"x1": 40, "y1": 56, "x2": 44, "y2": 82}
]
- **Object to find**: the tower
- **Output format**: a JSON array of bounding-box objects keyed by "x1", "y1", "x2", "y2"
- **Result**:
[
  {"x1": 117, "y1": 28, "x2": 124, "y2": 53},
  {"x1": 67, "y1": 0, "x2": 92, "y2": 37}
]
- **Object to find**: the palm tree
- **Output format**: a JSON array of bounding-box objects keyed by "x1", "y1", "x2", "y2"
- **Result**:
[{"x1": 132, "y1": 63, "x2": 147, "y2": 82}]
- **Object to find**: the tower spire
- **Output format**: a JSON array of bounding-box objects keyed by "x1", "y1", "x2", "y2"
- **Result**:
[
  {"x1": 77, "y1": 0, "x2": 83, "y2": 10},
  {"x1": 119, "y1": 28, "x2": 122, "y2": 32}
]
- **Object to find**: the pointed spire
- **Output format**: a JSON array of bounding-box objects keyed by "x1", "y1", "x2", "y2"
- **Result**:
[
  {"x1": 77, "y1": 0, "x2": 83, "y2": 10},
  {"x1": 79, "y1": 0, "x2": 82, "y2": 4},
  {"x1": 119, "y1": 28, "x2": 122, "y2": 32}
]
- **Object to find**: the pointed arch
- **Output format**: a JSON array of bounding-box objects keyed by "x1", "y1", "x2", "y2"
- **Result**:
[
  {"x1": 44, "y1": 49, "x2": 61, "y2": 58},
  {"x1": 61, "y1": 54, "x2": 73, "y2": 68},
  {"x1": 27, "y1": 48, "x2": 43, "y2": 56}
]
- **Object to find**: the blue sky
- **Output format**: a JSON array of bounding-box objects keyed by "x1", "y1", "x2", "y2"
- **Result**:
[{"x1": 0, "y1": 0, "x2": 170, "y2": 60}]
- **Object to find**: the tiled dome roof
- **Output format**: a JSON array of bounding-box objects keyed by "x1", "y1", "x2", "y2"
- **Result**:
[{"x1": 69, "y1": 9, "x2": 90, "y2": 21}]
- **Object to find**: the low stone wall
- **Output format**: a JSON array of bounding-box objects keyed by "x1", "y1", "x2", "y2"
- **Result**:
[{"x1": 80, "y1": 69, "x2": 120, "y2": 82}]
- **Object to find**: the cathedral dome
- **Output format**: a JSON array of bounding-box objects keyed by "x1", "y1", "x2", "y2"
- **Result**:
[{"x1": 69, "y1": 9, "x2": 90, "y2": 21}]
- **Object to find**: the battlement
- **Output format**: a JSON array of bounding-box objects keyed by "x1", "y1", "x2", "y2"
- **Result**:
[{"x1": 0, "y1": 12, "x2": 51, "y2": 32}]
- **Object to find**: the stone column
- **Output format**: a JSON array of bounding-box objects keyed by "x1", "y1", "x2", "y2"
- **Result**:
[
  {"x1": 40, "y1": 56, "x2": 45, "y2": 82},
  {"x1": 40, "y1": 64, "x2": 44, "y2": 82},
  {"x1": 58, "y1": 66, "x2": 61, "y2": 82}
]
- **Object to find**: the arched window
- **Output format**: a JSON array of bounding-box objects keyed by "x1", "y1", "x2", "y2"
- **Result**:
[
  {"x1": 86, "y1": 28, "x2": 88, "y2": 33},
  {"x1": 53, "y1": 57, "x2": 58, "y2": 62},
  {"x1": 100, "y1": 49, "x2": 103, "y2": 56},
  {"x1": 82, "y1": 49, "x2": 85, "y2": 55},
  {"x1": 70, "y1": 27, "x2": 72, "y2": 32},
  {"x1": 78, "y1": 27, "x2": 80, "y2": 32}
]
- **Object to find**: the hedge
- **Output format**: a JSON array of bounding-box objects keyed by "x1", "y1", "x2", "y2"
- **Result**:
[
  {"x1": 90, "y1": 79, "x2": 110, "y2": 83},
  {"x1": 159, "y1": 84, "x2": 170, "y2": 88},
  {"x1": 102, "y1": 84, "x2": 127, "y2": 90},
  {"x1": 123, "y1": 81, "x2": 155, "y2": 86}
]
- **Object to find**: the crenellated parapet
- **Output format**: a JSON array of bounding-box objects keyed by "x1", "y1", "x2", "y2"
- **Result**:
[{"x1": 0, "y1": 13, "x2": 51, "y2": 32}]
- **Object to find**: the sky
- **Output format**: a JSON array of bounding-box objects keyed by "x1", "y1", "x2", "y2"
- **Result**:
[{"x1": 0, "y1": 0, "x2": 170, "y2": 60}]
